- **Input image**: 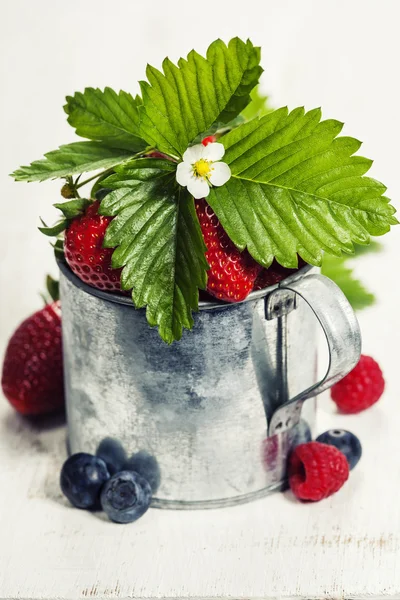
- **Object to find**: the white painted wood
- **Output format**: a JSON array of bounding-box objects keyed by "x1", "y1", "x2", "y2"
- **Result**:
[{"x1": 2, "y1": 0, "x2": 400, "y2": 597}]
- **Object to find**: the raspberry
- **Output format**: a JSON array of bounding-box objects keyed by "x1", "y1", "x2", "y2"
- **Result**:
[
  {"x1": 331, "y1": 354, "x2": 385, "y2": 414},
  {"x1": 288, "y1": 442, "x2": 349, "y2": 501}
]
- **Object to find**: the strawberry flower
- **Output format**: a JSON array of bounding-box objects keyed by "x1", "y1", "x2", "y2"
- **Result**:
[{"x1": 176, "y1": 142, "x2": 231, "y2": 199}]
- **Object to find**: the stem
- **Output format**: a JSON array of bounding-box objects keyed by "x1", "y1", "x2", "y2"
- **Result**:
[{"x1": 75, "y1": 169, "x2": 113, "y2": 190}]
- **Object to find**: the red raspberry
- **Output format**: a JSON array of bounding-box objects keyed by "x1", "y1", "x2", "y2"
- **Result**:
[
  {"x1": 331, "y1": 354, "x2": 385, "y2": 414},
  {"x1": 64, "y1": 201, "x2": 122, "y2": 293},
  {"x1": 195, "y1": 198, "x2": 262, "y2": 302},
  {"x1": 288, "y1": 442, "x2": 349, "y2": 501}
]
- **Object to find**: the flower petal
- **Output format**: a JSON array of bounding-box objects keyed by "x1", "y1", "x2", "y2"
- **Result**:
[
  {"x1": 201, "y1": 142, "x2": 225, "y2": 161},
  {"x1": 183, "y1": 144, "x2": 204, "y2": 163},
  {"x1": 187, "y1": 176, "x2": 210, "y2": 199},
  {"x1": 209, "y1": 162, "x2": 231, "y2": 187},
  {"x1": 176, "y1": 161, "x2": 192, "y2": 186}
]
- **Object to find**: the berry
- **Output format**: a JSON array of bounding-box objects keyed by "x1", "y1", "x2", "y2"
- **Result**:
[
  {"x1": 195, "y1": 198, "x2": 262, "y2": 302},
  {"x1": 60, "y1": 453, "x2": 110, "y2": 509},
  {"x1": 96, "y1": 438, "x2": 127, "y2": 475},
  {"x1": 64, "y1": 200, "x2": 123, "y2": 293},
  {"x1": 202, "y1": 135, "x2": 217, "y2": 146},
  {"x1": 101, "y1": 471, "x2": 152, "y2": 524},
  {"x1": 253, "y1": 259, "x2": 307, "y2": 291},
  {"x1": 331, "y1": 354, "x2": 385, "y2": 414},
  {"x1": 61, "y1": 183, "x2": 75, "y2": 199},
  {"x1": 290, "y1": 419, "x2": 312, "y2": 447},
  {"x1": 288, "y1": 442, "x2": 349, "y2": 501},
  {"x1": 124, "y1": 451, "x2": 161, "y2": 493},
  {"x1": 316, "y1": 429, "x2": 362, "y2": 470},
  {"x1": 1, "y1": 301, "x2": 64, "y2": 416}
]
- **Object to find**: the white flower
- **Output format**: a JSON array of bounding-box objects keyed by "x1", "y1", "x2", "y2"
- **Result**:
[{"x1": 176, "y1": 142, "x2": 231, "y2": 199}]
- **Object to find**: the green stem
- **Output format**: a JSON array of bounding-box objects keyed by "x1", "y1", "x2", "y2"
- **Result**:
[{"x1": 75, "y1": 169, "x2": 113, "y2": 190}]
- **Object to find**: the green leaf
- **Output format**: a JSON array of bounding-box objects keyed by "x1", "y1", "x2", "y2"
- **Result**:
[
  {"x1": 46, "y1": 275, "x2": 60, "y2": 302},
  {"x1": 240, "y1": 85, "x2": 273, "y2": 121},
  {"x1": 38, "y1": 218, "x2": 68, "y2": 236},
  {"x1": 53, "y1": 239, "x2": 65, "y2": 261},
  {"x1": 207, "y1": 107, "x2": 397, "y2": 268},
  {"x1": 103, "y1": 158, "x2": 176, "y2": 185},
  {"x1": 64, "y1": 87, "x2": 147, "y2": 152},
  {"x1": 353, "y1": 240, "x2": 382, "y2": 256},
  {"x1": 12, "y1": 142, "x2": 132, "y2": 182},
  {"x1": 321, "y1": 253, "x2": 375, "y2": 310},
  {"x1": 138, "y1": 37, "x2": 262, "y2": 157},
  {"x1": 99, "y1": 167, "x2": 208, "y2": 343},
  {"x1": 54, "y1": 198, "x2": 91, "y2": 219},
  {"x1": 209, "y1": 41, "x2": 263, "y2": 124}
]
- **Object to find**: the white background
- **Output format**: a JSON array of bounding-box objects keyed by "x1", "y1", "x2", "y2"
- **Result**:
[{"x1": 1, "y1": 2, "x2": 400, "y2": 598}]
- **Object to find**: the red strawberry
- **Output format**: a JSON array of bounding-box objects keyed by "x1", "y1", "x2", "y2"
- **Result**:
[
  {"x1": 64, "y1": 200, "x2": 122, "y2": 292},
  {"x1": 331, "y1": 354, "x2": 385, "y2": 414},
  {"x1": 253, "y1": 258, "x2": 308, "y2": 291},
  {"x1": 1, "y1": 302, "x2": 64, "y2": 416},
  {"x1": 195, "y1": 198, "x2": 262, "y2": 302},
  {"x1": 288, "y1": 442, "x2": 349, "y2": 502}
]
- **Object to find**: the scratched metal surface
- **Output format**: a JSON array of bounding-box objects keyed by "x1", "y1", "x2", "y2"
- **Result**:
[{"x1": 60, "y1": 263, "x2": 319, "y2": 507}]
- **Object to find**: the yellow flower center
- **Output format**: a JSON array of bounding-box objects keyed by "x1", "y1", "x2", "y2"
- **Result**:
[{"x1": 194, "y1": 158, "x2": 212, "y2": 178}]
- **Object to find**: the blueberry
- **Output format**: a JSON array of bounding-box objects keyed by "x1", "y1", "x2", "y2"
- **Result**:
[
  {"x1": 95, "y1": 188, "x2": 112, "y2": 202},
  {"x1": 290, "y1": 419, "x2": 312, "y2": 447},
  {"x1": 101, "y1": 471, "x2": 152, "y2": 524},
  {"x1": 96, "y1": 438, "x2": 127, "y2": 475},
  {"x1": 124, "y1": 451, "x2": 161, "y2": 493},
  {"x1": 316, "y1": 429, "x2": 362, "y2": 470},
  {"x1": 60, "y1": 453, "x2": 110, "y2": 509}
]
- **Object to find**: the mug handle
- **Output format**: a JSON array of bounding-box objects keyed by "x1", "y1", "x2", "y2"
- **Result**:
[{"x1": 266, "y1": 273, "x2": 361, "y2": 436}]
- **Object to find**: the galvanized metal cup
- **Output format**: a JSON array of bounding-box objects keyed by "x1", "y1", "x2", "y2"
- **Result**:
[{"x1": 59, "y1": 261, "x2": 361, "y2": 509}]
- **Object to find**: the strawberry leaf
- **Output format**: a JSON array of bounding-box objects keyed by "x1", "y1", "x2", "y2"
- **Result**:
[
  {"x1": 138, "y1": 37, "x2": 262, "y2": 157},
  {"x1": 99, "y1": 163, "x2": 208, "y2": 343},
  {"x1": 38, "y1": 218, "x2": 68, "y2": 236},
  {"x1": 46, "y1": 275, "x2": 60, "y2": 303},
  {"x1": 321, "y1": 253, "x2": 375, "y2": 310},
  {"x1": 240, "y1": 85, "x2": 273, "y2": 121},
  {"x1": 64, "y1": 88, "x2": 147, "y2": 152},
  {"x1": 11, "y1": 142, "x2": 132, "y2": 182},
  {"x1": 207, "y1": 107, "x2": 397, "y2": 268},
  {"x1": 54, "y1": 198, "x2": 91, "y2": 219}
]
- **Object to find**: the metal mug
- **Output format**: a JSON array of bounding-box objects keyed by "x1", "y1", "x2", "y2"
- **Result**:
[{"x1": 59, "y1": 261, "x2": 361, "y2": 509}]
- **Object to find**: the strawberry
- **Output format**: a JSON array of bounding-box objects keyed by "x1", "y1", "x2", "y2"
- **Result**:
[
  {"x1": 195, "y1": 198, "x2": 262, "y2": 302},
  {"x1": 1, "y1": 301, "x2": 64, "y2": 416},
  {"x1": 253, "y1": 259, "x2": 308, "y2": 291},
  {"x1": 64, "y1": 200, "x2": 123, "y2": 292}
]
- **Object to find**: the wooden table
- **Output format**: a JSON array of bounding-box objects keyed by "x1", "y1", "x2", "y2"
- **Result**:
[{"x1": 1, "y1": 239, "x2": 399, "y2": 599}]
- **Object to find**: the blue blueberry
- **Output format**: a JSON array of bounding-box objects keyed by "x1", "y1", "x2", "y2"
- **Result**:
[
  {"x1": 60, "y1": 453, "x2": 110, "y2": 509},
  {"x1": 96, "y1": 438, "x2": 127, "y2": 475},
  {"x1": 124, "y1": 451, "x2": 161, "y2": 493},
  {"x1": 95, "y1": 188, "x2": 112, "y2": 202},
  {"x1": 101, "y1": 471, "x2": 152, "y2": 524},
  {"x1": 316, "y1": 429, "x2": 362, "y2": 470},
  {"x1": 290, "y1": 419, "x2": 312, "y2": 447}
]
